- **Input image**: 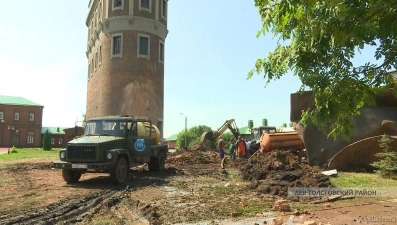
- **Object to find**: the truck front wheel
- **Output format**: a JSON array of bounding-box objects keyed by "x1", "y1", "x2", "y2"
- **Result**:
[
  {"x1": 62, "y1": 169, "x2": 82, "y2": 183},
  {"x1": 110, "y1": 157, "x2": 128, "y2": 184},
  {"x1": 149, "y1": 151, "x2": 166, "y2": 172}
]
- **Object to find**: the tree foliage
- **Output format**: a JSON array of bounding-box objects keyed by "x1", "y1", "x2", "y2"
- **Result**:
[
  {"x1": 371, "y1": 135, "x2": 397, "y2": 179},
  {"x1": 176, "y1": 125, "x2": 215, "y2": 149},
  {"x1": 249, "y1": 0, "x2": 397, "y2": 140},
  {"x1": 42, "y1": 130, "x2": 52, "y2": 151},
  {"x1": 82, "y1": 114, "x2": 86, "y2": 129}
]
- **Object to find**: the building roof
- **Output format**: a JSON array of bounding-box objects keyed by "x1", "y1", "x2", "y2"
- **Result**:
[
  {"x1": 0, "y1": 95, "x2": 42, "y2": 107},
  {"x1": 41, "y1": 127, "x2": 68, "y2": 135},
  {"x1": 239, "y1": 126, "x2": 252, "y2": 135},
  {"x1": 165, "y1": 133, "x2": 178, "y2": 141},
  {"x1": 225, "y1": 126, "x2": 252, "y2": 135}
]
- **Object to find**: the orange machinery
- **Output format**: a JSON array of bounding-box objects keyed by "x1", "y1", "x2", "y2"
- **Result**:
[{"x1": 260, "y1": 131, "x2": 304, "y2": 152}]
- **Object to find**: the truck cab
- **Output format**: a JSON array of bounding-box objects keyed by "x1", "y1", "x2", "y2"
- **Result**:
[
  {"x1": 248, "y1": 126, "x2": 277, "y2": 154},
  {"x1": 51, "y1": 116, "x2": 168, "y2": 184}
]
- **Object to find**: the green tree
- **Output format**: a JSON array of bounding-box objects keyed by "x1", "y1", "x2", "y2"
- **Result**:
[
  {"x1": 249, "y1": 0, "x2": 397, "y2": 140},
  {"x1": 371, "y1": 135, "x2": 397, "y2": 179},
  {"x1": 176, "y1": 125, "x2": 214, "y2": 149},
  {"x1": 82, "y1": 114, "x2": 86, "y2": 128},
  {"x1": 219, "y1": 132, "x2": 236, "y2": 150},
  {"x1": 42, "y1": 130, "x2": 52, "y2": 151}
]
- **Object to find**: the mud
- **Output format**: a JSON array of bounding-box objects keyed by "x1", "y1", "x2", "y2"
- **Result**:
[
  {"x1": 5, "y1": 162, "x2": 53, "y2": 172},
  {"x1": 240, "y1": 150, "x2": 332, "y2": 197},
  {"x1": 0, "y1": 190, "x2": 116, "y2": 225}
]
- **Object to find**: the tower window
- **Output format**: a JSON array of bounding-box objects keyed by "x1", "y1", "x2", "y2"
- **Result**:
[
  {"x1": 138, "y1": 34, "x2": 150, "y2": 58},
  {"x1": 111, "y1": 33, "x2": 123, "y2": 58},
  {"x1": 159, "y1": 41, "x2": 164, "y2": 63},
  {"x1": 161, "y1": 0, "x2": 167, "y2": 19},
  {"x1": 112, "y1": 0, "x2": 123, "y2": 10},
  {"x1": 140, "y1": 0, "x2": 150, "y2": 11},
  {"x1": 99, "y1": 45, "x2": 102, "y2": 65}
]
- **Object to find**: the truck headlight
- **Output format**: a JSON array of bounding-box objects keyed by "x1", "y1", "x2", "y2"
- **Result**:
[
  {"x1": 60, "y1": 152, "x2": 66, "y2": 159},
  {"x1": 107, "y1": 152, "x2": 113, "y2": 160}
]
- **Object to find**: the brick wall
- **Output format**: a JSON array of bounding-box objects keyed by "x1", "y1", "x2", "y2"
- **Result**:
[
  {"x1": 0, "y1": 104, "x2": 43, "y2": 147},
  {"x1": 86, "y1": 0, "x2": 166, "y2": 129}
]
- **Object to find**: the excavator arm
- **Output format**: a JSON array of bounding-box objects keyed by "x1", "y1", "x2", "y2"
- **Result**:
[{"x1": 200, "y1": 119, "x2": 240, "y2": 143}]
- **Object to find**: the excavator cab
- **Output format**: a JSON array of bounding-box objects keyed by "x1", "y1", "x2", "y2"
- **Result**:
[{"x1": 200, "y1": 119, "x2": 240, "y2": 143}]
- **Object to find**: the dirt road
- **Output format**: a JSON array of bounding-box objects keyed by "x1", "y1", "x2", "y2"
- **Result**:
[{"x1": 0, "y1": 150, "x2": 396, "y2": 225}]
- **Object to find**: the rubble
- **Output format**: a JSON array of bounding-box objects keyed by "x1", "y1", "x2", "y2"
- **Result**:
[
  {"x1": 240, "y1": 150, "x2": 332, "y2": 197},
  {"x1": 273, "y1": 199, "x2": 291, "y2": 212},
  {"x1": 269, "y1": 217, "x2": 283, "y2": 225}
]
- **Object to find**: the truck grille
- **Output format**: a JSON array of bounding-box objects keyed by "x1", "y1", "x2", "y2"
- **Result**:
[{"x1": 67, "y1": 146, "x2": 97, "y2": 161}]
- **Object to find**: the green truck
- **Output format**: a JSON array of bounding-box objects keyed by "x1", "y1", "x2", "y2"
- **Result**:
[{"x1": 51, "y1": 116, "x2": 168, "y2": 184}]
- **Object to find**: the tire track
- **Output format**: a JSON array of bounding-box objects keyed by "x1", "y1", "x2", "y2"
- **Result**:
[{"x1": 0, "y1": 190, "x2": 117, "y2": 225}]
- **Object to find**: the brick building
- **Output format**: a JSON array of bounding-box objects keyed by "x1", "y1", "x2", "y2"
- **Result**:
[
  {"x1": 41, "y1": 127, "x2": 84, "y2": 148},
  {"x1": 85, "y1": 0, "x2": 169, "y2": 140},
  {"x1": 0, "y1": 95, "x2": 43, "y2": 148}
]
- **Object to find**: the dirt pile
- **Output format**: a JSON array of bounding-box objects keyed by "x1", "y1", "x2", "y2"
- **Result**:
[
  {"x1": 241, "y1": 150, "x2": 331, "y2": 197},
  {"x1": 167, "y1": 149, "x2": 219, "y2": 167}
]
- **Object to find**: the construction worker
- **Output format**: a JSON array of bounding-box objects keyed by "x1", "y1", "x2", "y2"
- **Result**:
[
  {"x1": 235, "y1": 136, "x2": 247, "y2": 158},
  {"x1": 217, "y1": 137, "x2": 226, "y2": 159},
  {"x1": 228, "y1": 141, "x2": 236, "y2": 159}
]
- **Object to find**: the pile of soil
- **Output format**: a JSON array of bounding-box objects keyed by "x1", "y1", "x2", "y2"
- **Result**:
[
  {"x1": 240, "y1": 150, "x2": 332, "y2": 197},
  {"x1": 167, "y1": 149, "x2": 220, "y2": 167}
]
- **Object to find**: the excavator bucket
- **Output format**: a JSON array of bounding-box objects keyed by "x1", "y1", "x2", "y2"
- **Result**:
[
  {"x1": 200, "y1": 131, "x2": 215, "y2": 142},
  {"x1": 328, "y1": 135, "x2": 397, "y2": 171}
]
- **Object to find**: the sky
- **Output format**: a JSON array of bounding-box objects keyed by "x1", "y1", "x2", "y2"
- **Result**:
[{"x1": 0, "y1": 0, "x2": 375, "y2": 139}]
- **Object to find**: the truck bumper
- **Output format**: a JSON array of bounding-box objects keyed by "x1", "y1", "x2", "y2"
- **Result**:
[{"x1": 51, "y1": 161, "x2": 114, "y2": 170}]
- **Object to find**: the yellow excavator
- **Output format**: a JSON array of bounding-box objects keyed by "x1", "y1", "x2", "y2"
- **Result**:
[{"x1": 200, "y1": 119, "x2": 240, "y2": 143}]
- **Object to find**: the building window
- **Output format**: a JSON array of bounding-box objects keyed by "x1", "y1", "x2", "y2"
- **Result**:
[
  {"x1": 88, "y1": 62, "x2": 91, "y2": 78},
  {"x1": 0, "y1": 111, "x2": 3, "y2": 121},
  {"x1": 159, "y1": 40, "x2": 164, "y2": 63},
  {"x1": 111, "y1": 33, "x2": 123, "y2": 58},
  {"x1": 0, "y1": 131, "x2": 3, "y2": 144},
  {"x1": 59, "y1": 138, "x2": 63, "y2": 145},
  {"x1": 91, "y1": 58, "x2": 94, "y2": 74},
  {"x1": 51, "y1": 138, "x2": 54, "y2": 145},
  {"x1": 29, "y1": 113, "x2": 35, "y2": 122},
  {"x1": 95, "y1": 51, "x2": 98, "y2": 70},
  {"x1": 27, "y1": 132, "x2": 34, "y2": 144},
  {"x1": 139, "y1": 0, "x2": 150, "y2": 11},
  {"x1": 99, "y1": 45, "x2": 102, "y2": 65},
  {"x1": 14, "y1": 112, "x2": 19, "y2": 121},
  {"x1": 161, "y1": 0, "x2": 167, "y2": 19},
  {"x1": 138, "y1": 34, "x2": 150, "y2": 58},
  {"x1": 112, "y1": 0, "x2": 123, "y2": 10}
]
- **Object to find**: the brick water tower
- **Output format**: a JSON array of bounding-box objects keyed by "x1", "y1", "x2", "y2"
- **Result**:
[{"x1": 85, "y1": 0, "x2": 169, "y2": 137}]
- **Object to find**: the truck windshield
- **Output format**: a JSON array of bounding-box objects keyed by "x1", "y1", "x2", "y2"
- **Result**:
[
  {"x1": 84, "y1": 120, "x2": 127, "y2": 137},
  {"x1": 252, "y1": 129, "x2": 261, "y2": 141}
]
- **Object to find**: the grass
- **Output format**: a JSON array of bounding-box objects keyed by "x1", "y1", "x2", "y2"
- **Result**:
[
  {"x1": 0, "y1": 148, "x2": 60, "y2": 162},
  {"x1": 0, "y1": 178, "x2": 11, "y2": 187},
  {"x1": 330, "y1": 172, "x2": 397, "y2": 188}
]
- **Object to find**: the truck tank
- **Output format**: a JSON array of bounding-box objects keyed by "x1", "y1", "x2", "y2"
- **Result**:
[
  {"x1": 136, "y1": 122, "x2": 161, "y2": 144},
  {"x1": 260, "y1": 131, "x2": 304, "y2": 152}
]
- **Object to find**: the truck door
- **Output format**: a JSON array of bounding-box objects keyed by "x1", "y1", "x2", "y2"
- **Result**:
[{"x1": 128, "y1": 121, "x2": 151, "y2": 156}]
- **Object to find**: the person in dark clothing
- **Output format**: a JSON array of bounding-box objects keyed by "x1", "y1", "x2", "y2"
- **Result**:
[{"x1": 218, "y1": 138, "x2": 225, "y2": 159}]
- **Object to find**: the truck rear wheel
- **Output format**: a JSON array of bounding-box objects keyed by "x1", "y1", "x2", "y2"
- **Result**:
[
  {"x1": 148, "y1": 151, "x2": 166, "y2": 172},
  {"x1": 110, "y1": 157, "x2": 128, "y2": 184},
  {"x1": 62, "y1": 169, "x2": 82, "y2": 183}
]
